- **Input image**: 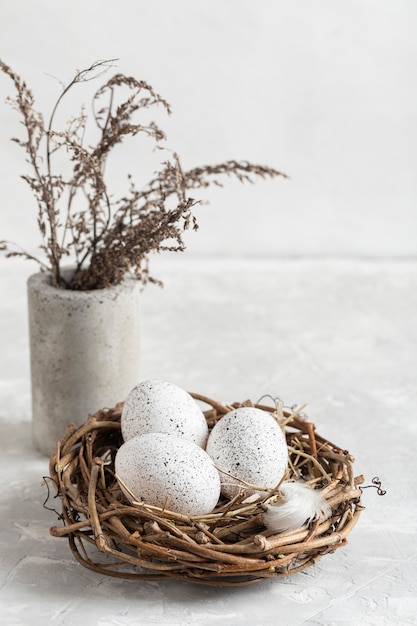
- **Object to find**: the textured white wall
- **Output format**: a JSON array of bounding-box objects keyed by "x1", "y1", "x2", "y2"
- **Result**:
[{"x1": 1, "y1": 0, "x2": 416, "y2": 260}]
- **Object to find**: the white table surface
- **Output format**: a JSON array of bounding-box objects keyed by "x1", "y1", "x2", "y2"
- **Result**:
[{"x1": 0, "y1": 257, "x2": 416, "y2": 626}]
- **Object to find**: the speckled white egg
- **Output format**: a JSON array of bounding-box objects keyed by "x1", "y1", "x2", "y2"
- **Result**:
[
  {"x1": 115, "y1": 432, "x2": 221, "y2": 516},
  {"x1": 121, "y1": 379, "x2": 208, "y2": 447},
  {"x1": 206, "y1": 407, "x2": 288, "y2": 499}
]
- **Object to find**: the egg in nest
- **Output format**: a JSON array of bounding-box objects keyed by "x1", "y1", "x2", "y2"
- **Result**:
[
  {"x1": 121, "y1": 379, "x2": 208, "y2": 448},
  {"x1": 206, "y1": 407, "x2": 288, "y2": 499},
  {"x1": 115, "y1": 432, "x2": 221, "y2": 516}
]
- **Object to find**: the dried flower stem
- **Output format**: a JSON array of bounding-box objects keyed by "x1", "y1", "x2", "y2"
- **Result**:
[{"x1": 1, "y1": 59, "x2": 287, "y2": 289}]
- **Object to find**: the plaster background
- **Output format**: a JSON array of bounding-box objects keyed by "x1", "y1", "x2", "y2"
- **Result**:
[{"x1": 0, "y1": 0, "x2": 416, "y2": 262}]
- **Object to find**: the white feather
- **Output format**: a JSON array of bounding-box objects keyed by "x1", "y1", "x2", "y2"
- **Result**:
[{"x1": 264, "y1": 481, "x2": 331, "y2": 533}]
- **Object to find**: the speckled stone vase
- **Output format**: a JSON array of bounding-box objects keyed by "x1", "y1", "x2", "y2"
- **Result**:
[{"x1": 27, "y1": 271, "x2": 141, "y2": 456}]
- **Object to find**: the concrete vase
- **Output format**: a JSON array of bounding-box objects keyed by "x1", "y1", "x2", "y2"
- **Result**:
[{"x1": 27, "y1": 271, "x2": 141, "y2": 456}]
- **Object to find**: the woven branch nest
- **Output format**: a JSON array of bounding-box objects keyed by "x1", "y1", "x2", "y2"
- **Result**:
[{"x1": 48, "y1": 393, "x2": 364, "y2": 587}]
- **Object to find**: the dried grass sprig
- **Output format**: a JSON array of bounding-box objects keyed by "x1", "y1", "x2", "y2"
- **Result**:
[{"x1": 1, "y1": 59, "x2": 287, "y2": 290}]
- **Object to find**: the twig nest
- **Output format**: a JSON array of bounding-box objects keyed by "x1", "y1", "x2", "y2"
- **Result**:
[{"x1": 48, "y1": 394, "x2": 364, "y2": 587}]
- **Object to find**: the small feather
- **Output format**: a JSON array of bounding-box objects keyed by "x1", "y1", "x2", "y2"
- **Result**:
[{"x1": 264, "y1": 481, "x2": 331, "y2": 533}]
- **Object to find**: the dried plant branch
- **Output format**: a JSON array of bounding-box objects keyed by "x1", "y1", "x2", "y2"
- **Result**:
[{"x1": 1, "y1": 59, "x2": 287, "y2": 290}]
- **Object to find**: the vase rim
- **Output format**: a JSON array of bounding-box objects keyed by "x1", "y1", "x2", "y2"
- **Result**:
[{"x1": 27, "y1": 268, "x2": 140, "y2": 298}]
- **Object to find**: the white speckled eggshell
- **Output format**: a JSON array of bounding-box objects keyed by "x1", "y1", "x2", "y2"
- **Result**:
[
  {"x1": 121, "y1": 379, "x2": 208, "y2": 447},
  {"x1": 115, "y1": 432, "x2": 221, "y2": 516},
  {"x1": 206, "y1": 407, "x2": 288, "y2": 499}
]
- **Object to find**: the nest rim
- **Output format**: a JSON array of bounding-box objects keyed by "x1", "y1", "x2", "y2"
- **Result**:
[{"x1": 48, "y1": 393, "x2": 364, "y2": 587}]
